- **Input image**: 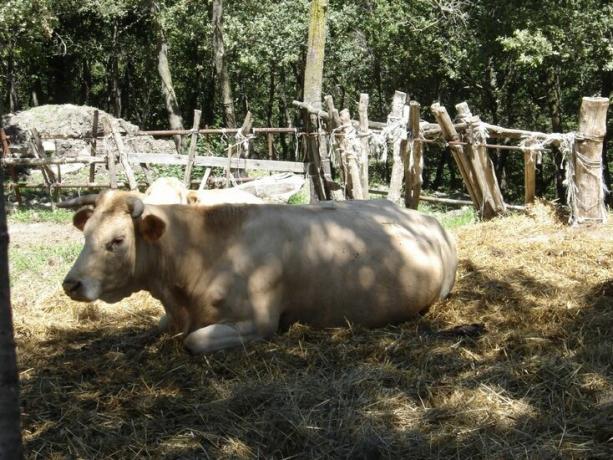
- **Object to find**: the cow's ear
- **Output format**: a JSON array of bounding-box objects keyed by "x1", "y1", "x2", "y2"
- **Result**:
[
  {"x1": 139, "y1": 214, "x2": 166, "y2": 242},
  {"x1": 73, "y1": 206, "x2": 94, "y2": 231}
]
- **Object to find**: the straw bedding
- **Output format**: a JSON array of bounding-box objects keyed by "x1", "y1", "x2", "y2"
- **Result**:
[{"x1": 13, "y1": 203, "x2": 613, "y2": 458}]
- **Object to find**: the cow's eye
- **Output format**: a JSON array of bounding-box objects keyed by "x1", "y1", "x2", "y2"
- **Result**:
[{"x1": 106, "y1": 236, "x2": 125, "y2": 251}]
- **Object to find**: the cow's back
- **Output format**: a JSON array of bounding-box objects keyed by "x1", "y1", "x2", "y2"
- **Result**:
[{"x1": 218, "y1": 200, "x2": 457, "y2": 329}]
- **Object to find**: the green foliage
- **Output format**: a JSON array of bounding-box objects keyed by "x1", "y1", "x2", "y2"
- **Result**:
[
  {"x1": 418, "y1": 203, "x2": 477, "y2": 229},
  {"x1": 0, "y1": 0, "x2": 611, "y2": 202}
]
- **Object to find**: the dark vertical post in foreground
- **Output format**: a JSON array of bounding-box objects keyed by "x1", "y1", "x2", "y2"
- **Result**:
[
  {"x1": 302, "y1": 0, "x2": 329, "y2": 202},
  {"x1": 0, "y1": 165, "x2": 23, "y2": 458}
]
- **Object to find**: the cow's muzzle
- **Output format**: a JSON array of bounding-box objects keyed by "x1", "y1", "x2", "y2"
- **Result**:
[{"x1": 62, "y1": 277, "x2": 84, "y2": 300}]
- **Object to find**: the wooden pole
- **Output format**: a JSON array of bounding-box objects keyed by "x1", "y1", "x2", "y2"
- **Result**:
[
  {"x1": 302, "y1": 0, "x2": 330, "y2": 202},
  {"x1": 108, "y1": 121, "x2": 138, "y2": 191},
  {"x1": 0, "y1": 129, "x2": 21, "y2": 205},
  {"x1": 524, "y1": 149, "x2": 537, "y2": 205},
  {"x1": 183, "y1": 109, "x2": 202, "y2": 187},
  {"x1": 405, "y1": 101, "x2": 423, "y2": 209},
  {"x1": 358, "y1": 93, "x2": 370, "y2": 199},
  {"x1": 0, "y1": 161, "x2": 23, "y2": 460},
  {"x1": 89, "y1": 109, "x2": 99, "y2": 184},
  {"x1": 570, "y1": 96, "x2": 610, "y2": 224},
  {"x1": 102, "y1": 120, "x2": 118, "y2": 189},
  {"x1": 387, "y1": 91, "x2": 408, "y2": 203},
  {"x1": 430, "y1": 103, "x2": 481, "y2": 209},
  {"x1": 456, "y1": 102, "x2": 506, "y2": 217},
  {"x1": 338, "y1": 109, "x2": 363, "y2": 199}
]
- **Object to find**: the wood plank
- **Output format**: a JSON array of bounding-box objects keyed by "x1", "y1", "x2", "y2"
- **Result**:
[{"x1": 126, "y1": 153, "x2": 306, "y2": 173}]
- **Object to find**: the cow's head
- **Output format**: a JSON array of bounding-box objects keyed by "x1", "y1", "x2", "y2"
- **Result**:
[{"x1": 59, "y1": 190, "x2": 166, "y2": 303}]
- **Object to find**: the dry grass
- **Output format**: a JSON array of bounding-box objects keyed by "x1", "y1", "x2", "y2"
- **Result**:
[{"x1": 13, "y1": 202, "x2": 613, "y2": 458}]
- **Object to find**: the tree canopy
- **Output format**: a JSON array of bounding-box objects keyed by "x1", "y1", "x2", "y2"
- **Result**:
[{"x1": 1, "y1": 0, "x2": 611, "y2": 200}]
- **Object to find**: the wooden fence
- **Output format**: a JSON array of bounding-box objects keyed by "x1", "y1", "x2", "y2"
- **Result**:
[{"x1": 1, "y1": 96, "x2": 609, "y2": 224}]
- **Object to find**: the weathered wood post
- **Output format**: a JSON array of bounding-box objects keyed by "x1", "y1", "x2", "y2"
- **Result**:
[
  {"x1": 89, "y1": 109, "x2": 99, "y2": 185},
  {"x1": 404, "y1": 101, "x2": 423, "y2": 209},
  {"x1": 569, "y1": 97, "x2": 610, "y2": 224},
  {"x1": 102, "y1": 118, "x2": 118, "y2": 189},
  {"x1": 430, "y1": 103, "x2": 480, "y2": 208},
  {"x1": 338, "y1": 109, "x2": 364, "y2": 199},
  {"x1": 0, "y1": 129, "x2": 21, "y2": 205},
  {"x1": 523, "y1": 146, "x2": 537, "y2": 205},
  {"x1": 456, "y1": 102, "x2": 506, "y2": 217},
  {"x1": 358, "y1": 93, "x2": 370, "y2": 199},
  {"x1": 183, "y1": 109, "x2": 202, "y2": 187},
  {"x1": 302, "y1": 0, "x2": 330, "y2": 202},
  {"x1": 387, "y1": 91, "x2": 408, "y2": 203},
  {"x1": 108, "y1": 123, "x2": 138, "y2": 191}
]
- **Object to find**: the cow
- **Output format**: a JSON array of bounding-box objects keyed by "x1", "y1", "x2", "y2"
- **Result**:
[
  {"x1": 144, "y1": 176, "x2": 262, "y2": 206},
  {"x1": 58, "y1": 190, "x2": 457, "y2": 354},
  {"x1": 186, "y1": 189, "x2": 263, "y2": 206}
]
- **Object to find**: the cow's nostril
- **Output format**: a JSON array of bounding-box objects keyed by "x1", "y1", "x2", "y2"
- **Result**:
[{"x1": 62, "y1": 278, "x2": 81, "y2": 294}]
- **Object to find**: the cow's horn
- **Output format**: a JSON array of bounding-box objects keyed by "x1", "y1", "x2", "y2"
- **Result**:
[
  {"x1": 126, "y1": 195, "x2": 144, "y2": 219},
  {"x1": 57, "y1": 194, "x2": 99, "y2": 209}
]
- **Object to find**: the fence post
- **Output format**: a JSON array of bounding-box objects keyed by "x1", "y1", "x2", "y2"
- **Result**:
[
  {"x1": 431, "y1": 103, "x2": 481, "y2": 208},
  {"x1": 183, "y1": 109, "x2": 202, "y2": 187},
  {"x1": 0, "y1": 129, "x2": 21, "y2": 205},
  {"x1": 569, "y1": 96, "x2": 610, "y2": 224},
  {"x1": 358, "y1": 93, "x2": 370, "y2": 199},
  {"x1": 524, "y1": 148, "x2": 537, "y2": 205},
  {"x1": 405, "y1": 101, "x2": 423, "y2": 209},
  {"x1": 89, "y1": 109, "x2": 99, "y2": 185},
  {"x1": 387, "y1": 91, "x2": 408, "y2": 203}
]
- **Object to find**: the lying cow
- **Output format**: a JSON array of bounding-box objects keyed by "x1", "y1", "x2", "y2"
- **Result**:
[
  {"x1": 143, "y1": 177, "x2": 188, "y2": 205},
  {"x1": 186, "y1": 189, "x2": 263, "y2": 206},
  {"x1": 144, "y1": 176, "x2": 262, "y2": 206},
  {"x1": 59, "y1": 191, "x2": 457, "y2": 354}
]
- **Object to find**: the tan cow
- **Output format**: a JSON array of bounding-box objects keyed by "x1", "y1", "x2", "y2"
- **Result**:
[
  {"x1": 186, "y1": 189, "x2": 263, "y2": 206},
  {"x1": 143, "y1": 177, "x2": 188, "y2": 205},
  {"x1": 59, "y1": 191, "x2": 457, "y2": 354}
]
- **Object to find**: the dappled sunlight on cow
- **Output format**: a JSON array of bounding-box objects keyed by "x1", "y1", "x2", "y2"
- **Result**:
[{"x1": 58, "y1": 191, "x2": 457, "y2": 354}]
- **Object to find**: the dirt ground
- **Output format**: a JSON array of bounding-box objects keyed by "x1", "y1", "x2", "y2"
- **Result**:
[{"x1": 9, "y1": 203, "x2": 613, "y2": 459}]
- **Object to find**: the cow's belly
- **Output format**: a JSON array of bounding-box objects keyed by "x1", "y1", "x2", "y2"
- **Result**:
[{"x1": 276, "y1": 224, "x2": 445, "y2": 329}]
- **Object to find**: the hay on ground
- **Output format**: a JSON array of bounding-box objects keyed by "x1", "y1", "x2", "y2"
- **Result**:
[{"x1": 13, "y1": 202, "x2": 613, "y2": 458}]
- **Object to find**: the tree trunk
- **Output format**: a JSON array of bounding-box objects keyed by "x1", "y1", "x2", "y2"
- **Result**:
[
  {"x1": 547, "y1": 65, "x2": 565, "y2": 202},
  {"x1": 302, "y1": 0, "x2": 332, "y2": 201},
  {"x1": 7, "y1": 50, "x2": 19, "y2": 113},
  {"x1": 212, "y1": 0, "x2": 237, "y2": 128},
  {"x1": 0, "y1": 165, "x2": 23, "y2": 459},
  {"x1": 81, "y1": 59, "x2": 92, "y2": 105},
  {"x1": 109, "y1": 23, "x2": 122, "y2": 117},
  {"x1": 152, "y1": 2, "x2": 184, "y2": 151}
]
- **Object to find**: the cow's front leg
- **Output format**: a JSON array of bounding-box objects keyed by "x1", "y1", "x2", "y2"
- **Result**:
[
  {"x1": 158, "y1": 306, "x2": 190, "y2": 335},
  {"x1": 183, "y1": 320, "x2": 273, "y2": 354}
]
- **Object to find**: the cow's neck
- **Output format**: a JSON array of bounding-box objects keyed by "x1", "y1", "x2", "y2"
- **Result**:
[{"x1": 134, "y1": 208, "x2": 219, "y2": 306}]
